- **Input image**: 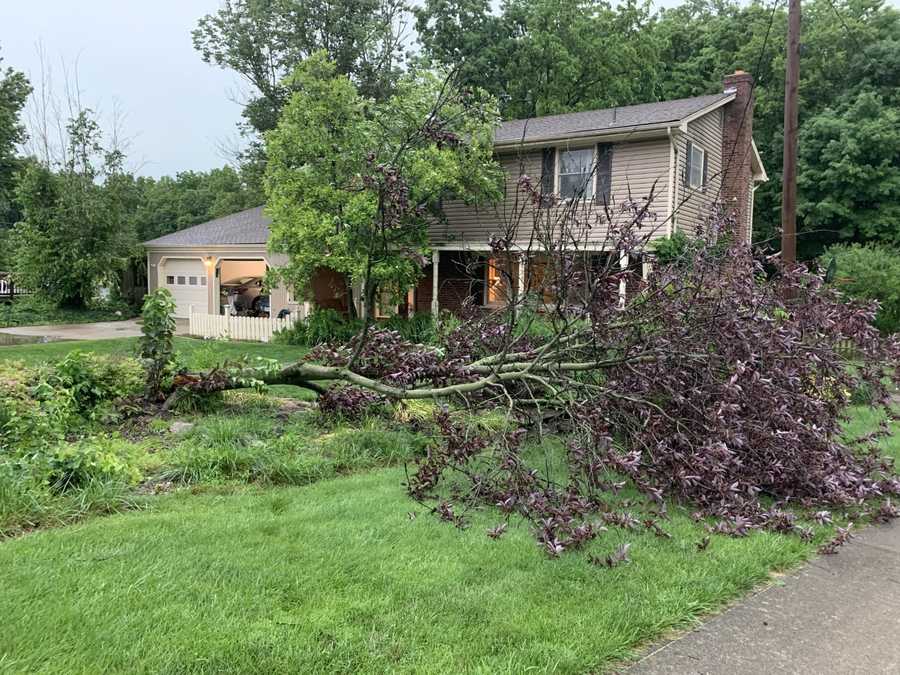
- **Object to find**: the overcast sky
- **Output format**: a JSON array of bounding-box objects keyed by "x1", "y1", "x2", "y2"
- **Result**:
[
  {"x1": 1, "y1": 0, "x2": 244, "y2": 178},
  {"x1": 3, "y1": 1, "x2": 897, "y2": 178}
]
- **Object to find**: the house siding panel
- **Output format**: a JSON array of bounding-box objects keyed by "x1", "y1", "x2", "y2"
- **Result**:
[
  {"x1": 674, "y1": 108, "x2": 724, "y2": 235},
  {"x1": 431, "y1": 138, "x2": 672, "y2": 249}
]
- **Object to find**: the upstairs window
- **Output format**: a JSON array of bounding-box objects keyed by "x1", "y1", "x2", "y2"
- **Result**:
[
  {"x1": 686, "y1": 141, "x2": 707, "y2": 190},
  {"x1": 558, "y1": 148, "x2": 594, "y2": 200}
]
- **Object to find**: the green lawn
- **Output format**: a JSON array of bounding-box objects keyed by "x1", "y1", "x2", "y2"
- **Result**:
[
  {"x1": 0, "y1": 336, "x2": 308, "y2": 368},
  {"x1": 0, "y1": 468, "x2": 812, "y2": 674},
  {"x1": 1, "y1": 331, "x2": 897, "y2": 673}
]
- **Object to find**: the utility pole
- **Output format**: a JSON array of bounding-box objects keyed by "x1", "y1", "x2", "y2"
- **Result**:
[{"x1": 781, "y1": 0, "x2": 801, "y2": 267}]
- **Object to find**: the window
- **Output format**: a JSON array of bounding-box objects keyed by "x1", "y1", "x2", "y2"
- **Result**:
[
  {"x1": 687, "y1": 142, "x2": 706, "y2": 189},
  {"x1": 200, "y1": 277, "x2": 207, "y2": 286},
  {"x1": 558, "y1": 148, "x2": 594, "y2": 200},
  {"x1": 188, "y1": 276, "x2": 198, "y2": 286},
  {"x1": 166, "y1": 275, "x2": 175, "y2": 285},
  {"x1": 177, "y1": 276, "x2": 186, "y2": 285}
]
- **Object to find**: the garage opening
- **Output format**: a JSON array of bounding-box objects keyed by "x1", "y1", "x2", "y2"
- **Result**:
[{"x1": 218, "y1": 259, "x2": 269, "y2": 317}]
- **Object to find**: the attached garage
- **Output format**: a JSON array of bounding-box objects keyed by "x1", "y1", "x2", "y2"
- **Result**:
[{"x1": 160, "y1": 258, "x2": 208, "y2": 318}]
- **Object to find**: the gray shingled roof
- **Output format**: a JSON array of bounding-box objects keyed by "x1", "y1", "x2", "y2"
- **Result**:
[
  {"x1": 494, "y1": 93, "x2": 732, "y2": 145},
  {"x1": 143, "y1": 206, "x2": 270, "y2": 247}
]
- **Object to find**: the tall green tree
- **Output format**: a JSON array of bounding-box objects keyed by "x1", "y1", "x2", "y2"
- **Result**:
[
  {"x1": 12, "y1": 111, "x2": 136, "y2": 308},
  {"x1": 193, "y1": 0, "x2": 409, "y2": 193},
  {"x1": 264, "y1": 53, "x2": 503, "y2": 318},
  {"x1": 0, "y1": 49, "x2": 32, "y2": 237},
  {"x1": 131, "y1": 166, "x2": 262, "y2": 242},
  {"x1": 653, "y1": 0, "x2": 900, "y2": 256},
  {"x1": 415, "y1": 0, "x2": 662, "y2": 120}
]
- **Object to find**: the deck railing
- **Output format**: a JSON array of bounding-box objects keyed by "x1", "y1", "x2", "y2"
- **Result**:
[{"x1": 0, "y1": 275, "x2": 29, "y2": 300}]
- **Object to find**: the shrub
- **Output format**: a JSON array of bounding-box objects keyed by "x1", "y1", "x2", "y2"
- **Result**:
[
  {"x1": 51, "y1": 350, "x2": 144, "y2": 417},
  {"x1": 274, "y1": 307, "x2": 363, "y2": 346},
  {"x1": 823, "y1": 243, "x2": 900, "y2": 334},
  {"x1": 140, "y1": 288, "x2": 177, "y2": 397},
  {"x1": 383, "y1": 313, "x2": 437, "y2": 344},
  {"x1": 46, "y1": 437, "x2": 142, "y2": 490}
]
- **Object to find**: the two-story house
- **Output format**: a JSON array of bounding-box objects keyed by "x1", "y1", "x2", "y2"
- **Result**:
[{"x1": 145, "y1": 71, "x2": 766, "y2": 319}]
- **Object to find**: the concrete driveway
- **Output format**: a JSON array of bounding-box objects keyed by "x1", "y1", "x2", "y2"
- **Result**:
[{"x1": 0, "y1": 318, "x2": 190, "y2": 341}]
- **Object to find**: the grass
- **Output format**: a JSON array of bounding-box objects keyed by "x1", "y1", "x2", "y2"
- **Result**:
[
  {"x1": 0, "y1": 297, "x2": 136, "y2": 328},
  {"x1": 0, "y1": 336, "x2": 309, "y2": 368},
  {"x1": 1, "y1": 328, "x2": 897, "y2": 672},
  {"x1": 0, "y1": 469, "x2": 811, "y2": 674}
]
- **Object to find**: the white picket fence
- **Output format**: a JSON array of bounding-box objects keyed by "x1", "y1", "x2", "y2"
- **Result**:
[{"x1": 188, "y1": 305, "x2": 308, "y2": 343}]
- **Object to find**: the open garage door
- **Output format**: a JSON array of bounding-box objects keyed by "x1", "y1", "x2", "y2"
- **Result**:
[{"x1": 162, "y1": 259, "x2": 208, "y2": 318}]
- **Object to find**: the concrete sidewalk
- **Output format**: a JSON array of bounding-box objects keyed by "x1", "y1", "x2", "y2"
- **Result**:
[
  {"x1": 627, "y1": 521, "x2": 900, "y2": 674},
  {"x1": 0, "y1": 318, "x2": 191, "y2": 341}
]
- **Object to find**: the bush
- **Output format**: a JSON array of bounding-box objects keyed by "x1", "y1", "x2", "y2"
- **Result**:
[
  {"x1": 823, "y1": 243, "x2": 900, "y2": 334},
  {"x1": 51, "y1": 350, "x2": 144, "y2": 417},
  {"x1": 383, "y1": 313, "x2": 437, "y2": 344},
  {"x1": 275, "y1": 307, "x2": 363, "y2": 346},
  {"x1": 46, "y1": 437, "x2": 142, "y2": 490}
]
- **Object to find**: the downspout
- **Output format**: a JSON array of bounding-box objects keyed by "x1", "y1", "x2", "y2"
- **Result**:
[{"x1": 666, "y1": 126, "x2": 676, "y2": 237}]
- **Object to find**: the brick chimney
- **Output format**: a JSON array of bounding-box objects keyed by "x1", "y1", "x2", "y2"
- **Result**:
[{"x1": 721, "y1": 70, "x2": 755, "y2": 242}]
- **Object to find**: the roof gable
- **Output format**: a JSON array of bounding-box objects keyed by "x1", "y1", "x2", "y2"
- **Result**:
[
  {"x1": 143, "y1": 206, "x2": 270, "y2": 247},
  {"x1": 494, "y1": 93, "x2": 733, "y2": 146}
]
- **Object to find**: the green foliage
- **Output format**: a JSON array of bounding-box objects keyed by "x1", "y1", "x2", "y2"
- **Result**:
[
  {"x1": 10, "y1": 110, "x2": 137, "y2": 307},
  {"x1": 653, "y1": 231, "x2": 732, "y2": 267},
  {"x1": 139, "y1": 288, "x2": 177, "y2": 397},
  {"x1": 47, "y1": 437, "x2": 141, "y2": 490},
  {"x1": 824, "y1": 243, "x2": 900, "y2": 333},
  {"x1": 799, "y1": 91, "x2": 900, "y2": 246},
  {"x1": 0, "y1": 295, "x2": 134, "y2": 328},
  {"x1": 415, "y1": 0, "x2": 662, "y2": 120},
  {"x1": 161, "y1": 415, "x2": 423, "y2": 486},
  {"x1": 129, "y1": 166, "x2": 262, "y2": 242},
  {"x1": 51, "y1": 350, "x2": 143, "y2": 419},
  {"x1": 0, "y1": 51, "x2": 31, "y2": 230},
  {"x1": 382, "y1": 313, "x2": 437, "y2": 344},
  {"x1": 275, "y1": 307, "x2": 363, "y2": 346},
  {"x1": 264, "y1": 53, "x2": 502, "y2": 314},
  {"x1": 192, "y1": 0, "x2": 405, "y2": 133}
]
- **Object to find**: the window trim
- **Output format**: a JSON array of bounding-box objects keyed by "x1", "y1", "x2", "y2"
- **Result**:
[
  {"x1": 687, "y1": 143, "x2": 706, "y2": 190},
  {"x1": 555, "y1": 145, "x2": 595, "y2": 201}
]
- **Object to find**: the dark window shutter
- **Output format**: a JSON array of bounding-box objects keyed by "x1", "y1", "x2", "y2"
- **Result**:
[
  {"x1": 701, "y1": 150, "x2": 708, "y2": 191},
  {"x1": 595, "y1": 143, "x2": 613, "y2": 206},
  {"x1": 540, "y1": 148, "x2": 556, "y2": 206},
  {"x1": 684, "y1": 140, "x2": 693, "y2": 185}
]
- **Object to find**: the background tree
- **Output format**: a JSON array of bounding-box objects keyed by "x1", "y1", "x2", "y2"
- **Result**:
[
  {"x1": 130, "y1": 166, "x2": 262, "y2": 242},
  {"x1": 416, "y1": 0, "x2": 900, "y2": 258},
  {"x1": 415, "y1": 0, "x2": 661, "y2": 120},
  {"x1": 193, "y1": 0, "x2": 410, "y2": 191},
  {"x1": 264, "y1": 53, "x2": 503, "y2": 321},
  {"x1": 0, "y1": 49, "x2": 32, "y2": 269},
  {"x1": 12, "y1": 110, "x2": 136, "y2": 308}
]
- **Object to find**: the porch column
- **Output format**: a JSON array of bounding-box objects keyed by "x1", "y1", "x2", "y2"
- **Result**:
[
  {"x1": 431, "y1": 250, "x2": 440, "y2": 316},
  {"x1": 618, "y1": 252, "x2": 628, "y2": 308},
  {"x1": 516, "y1": 255, "x2": 526, "y2": 312}
]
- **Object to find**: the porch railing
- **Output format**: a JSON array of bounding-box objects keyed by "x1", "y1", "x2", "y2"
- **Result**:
[{"x1": 0, "y1": 275, "x2": 29, "y2": 300}]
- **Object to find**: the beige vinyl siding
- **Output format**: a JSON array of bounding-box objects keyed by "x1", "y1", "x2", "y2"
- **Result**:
[
  {"x1": 673, "y1": 108, "x2": 723, "y2": 235},
  {"x1": 431, "y1": 138, "x2": 672, "y2": 249},
  {"x1": 607, "y1": 138, "x2": 671, "y2": 239}
]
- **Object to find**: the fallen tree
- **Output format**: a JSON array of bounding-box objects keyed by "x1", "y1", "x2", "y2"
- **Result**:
[{"x1": 156, "y1": 58, "x2": 900, "y2": 556}]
